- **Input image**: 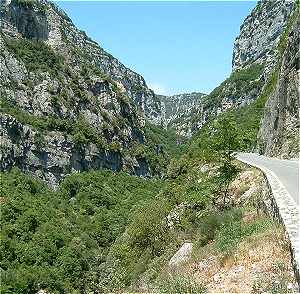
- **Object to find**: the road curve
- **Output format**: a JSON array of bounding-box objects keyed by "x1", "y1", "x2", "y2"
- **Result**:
[{"x1": 236, "y1": 152, "x2": 299, "y2": 205}]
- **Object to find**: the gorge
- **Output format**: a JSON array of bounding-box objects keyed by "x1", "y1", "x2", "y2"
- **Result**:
[{"x1": 0, "y1": 0, "x2": 299, "y2": 292}]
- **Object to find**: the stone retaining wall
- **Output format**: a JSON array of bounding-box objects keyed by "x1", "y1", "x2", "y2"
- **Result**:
[{"x1": 238, "y1": 158, "x2": 300, "y2": 290}]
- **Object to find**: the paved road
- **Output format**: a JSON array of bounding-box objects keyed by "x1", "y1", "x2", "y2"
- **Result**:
[{"x1": 236, "y1": 152, "x2": 299, "y2": 205}]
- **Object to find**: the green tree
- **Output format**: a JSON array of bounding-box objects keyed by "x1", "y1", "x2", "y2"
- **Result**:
[
  {"x1": 210, "y1": 113, "x2": 241, "y2": 208},
  {"x1": 127, "y1": 199, "x2": 171, "y2": 256}
]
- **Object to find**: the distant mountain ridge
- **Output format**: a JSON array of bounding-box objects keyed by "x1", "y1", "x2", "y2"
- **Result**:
[{"x1": 158, "y1": 92, "x2": 206, "y2": 137}]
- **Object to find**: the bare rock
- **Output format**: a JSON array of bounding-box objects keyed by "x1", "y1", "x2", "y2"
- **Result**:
[
  {"x1": 258, "y1": 18, "x2": 300, "y2": 159},
  {"x1": 169, "y1": 242, "x2": 193, "y2": 267}
]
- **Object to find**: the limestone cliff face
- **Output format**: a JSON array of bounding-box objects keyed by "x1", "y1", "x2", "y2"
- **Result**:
[
  {"x1": 0, "y1": 0, "x2": 161, "y2": 123},
  {"x1": 168, "y1": 0, "x2": 296, "y2": 138},
  {"x1": 0, "y1": 0, "x2": 163, "y2": 184},
  {"x1": 232, "y1": 0, "x2": 295, "y2": 73},
  {"x1": 258, "y1": 18, "x2": 299, "y2": 158},
  {"x1": 159, "y1": 92, "x2": 206, "y2": 138}
]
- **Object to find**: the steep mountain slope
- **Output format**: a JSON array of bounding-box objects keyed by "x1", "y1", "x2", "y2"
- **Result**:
[
  {"x1": 0, "y1": 0, "x2": 166, "y2": 185},
  {"x1": 159, "y1": 92, "x2": 206, "y2": 138},
  {"x1": 258, "y1": 17, "x2": 299, "y2": 158},
  {"x1": 1, "y1": 0, "x2": 161, "y2": 123},
  {"x1": 168, "y1": 0, "x2": 295, "y2": 138},
  {"x1": 232, "y1": 0, "x2": 295, "y2": 72}
]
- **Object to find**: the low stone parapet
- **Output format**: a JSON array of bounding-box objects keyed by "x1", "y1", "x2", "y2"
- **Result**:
[{"x1": 237, "y1": 157, "x2": 300, "y2": 290}]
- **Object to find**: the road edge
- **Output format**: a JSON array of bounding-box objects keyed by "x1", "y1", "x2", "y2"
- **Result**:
[{"x1": 237, "y1": 156, "x2": 300, "y2": 290}]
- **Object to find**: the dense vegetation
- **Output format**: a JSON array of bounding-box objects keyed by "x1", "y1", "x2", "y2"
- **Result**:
[
  {"x1": 0, "y1": 164, "x2": 277, "y2": 293},
  {"x1": 1, "y1": 113, "x2": 261, "y2": 293},
  {"x1": 0, "y1": 169, "x2": 164, "y2": 293},
  {"x1": 4, "y1": 38, "x2": 63, "y2": 77},
  {"x1": 0, "y1": 164, "x2": 223, "y2": 292},
  {"x1": 202, "y1": 63, "x2": 264, "y2": 109}
]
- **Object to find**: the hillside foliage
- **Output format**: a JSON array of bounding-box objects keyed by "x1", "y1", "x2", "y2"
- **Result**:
[
  {"x1": 0, "y1": 169, "x2": 164, "y2": 293},
  {"x1": 0, "y1": 110, "x2": 250, "y2": 293}
]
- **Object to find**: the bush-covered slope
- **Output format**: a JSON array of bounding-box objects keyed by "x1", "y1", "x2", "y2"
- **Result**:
[{"x1": 0, "y1": 168, "x2": 164, "y2": 293}]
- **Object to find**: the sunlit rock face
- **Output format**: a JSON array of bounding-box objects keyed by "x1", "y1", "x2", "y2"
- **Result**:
[
  {"x1": 232, "y1": 0, "x2": 295, "y2": 73},
  {"x1": 158, "y1": 92, "x2": 206, "y2": 138},
  {"x1": 0, "y1": 0, "x2": 165, "y2": 184},
  {"x1": 258, "y1": 18, "x2": 300, "y2": 159},
  {"x1": 166, "y1": 0, "x2": 296, "y2": 138}
]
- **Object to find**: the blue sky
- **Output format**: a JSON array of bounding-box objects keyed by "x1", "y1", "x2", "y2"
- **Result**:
[{"x1": 56, "y1": 1, "x2": 257, "y2": 95}]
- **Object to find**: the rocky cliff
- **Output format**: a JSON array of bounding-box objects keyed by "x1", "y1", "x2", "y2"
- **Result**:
[
  {"x1": 169, "y1": 0, "x2": 296, "y2": 138},
  {"x1": 159, "y1": 92, "x2": 206, "y2": 138},
  {"x1": 0, "y1": 0, "x2": 161, "y2": 123},
  {"x1": 0, "y1": 0, "x2": 298, "y2": 185},
  {"x1": 0, "y1": 0, "x2": 164, "y2": 185},
  {"x1": 232, "y1": 0, "x2": 295, "y2": 73},
  {"x1": 258, "y1": 17, "x2": 299, "y2": 158}
]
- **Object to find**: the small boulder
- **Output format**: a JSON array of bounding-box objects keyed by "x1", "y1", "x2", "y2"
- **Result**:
[
  {"x1": 238, "y1": 186, "x2": 258, "y2": 204},
  {"x1": 169, "y1": 242, "x2": 193, "y2": 267},
  {"x1": 200, "y1": 164, "x2": 209, "y2": 173}
]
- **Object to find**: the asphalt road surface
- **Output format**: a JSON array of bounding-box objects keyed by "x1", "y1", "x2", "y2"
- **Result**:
[{"x1": 236, "y1": 152, "x2": 299, "y2": 205}]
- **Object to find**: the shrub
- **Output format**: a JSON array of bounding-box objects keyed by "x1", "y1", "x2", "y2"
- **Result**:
[
  {"x1": 230, "y1": 64, "x2": 264, "y2": 83},
  {"x1": 166, "y1": 156, "x2": 188, "y2": 179},
  {"x1": 109, "y1": 141, "x2": 122, "y2": 152},
  {"x1": 1, "y1": 168, "x2": 164, "y2": 293},
  {"x1": 157, "y1": 274, "x2": 206, "y2": 294},
  {"x1": 215, "y1": 217, "x2": 272, "y2": 253},
  {"x1": 72, "y1": 131, "x2": 89, "y2": 145},
  {"x1": 50, "y1": 96, "x2": 60, "y2": 108},
  {"x1": 130, "y1": 143, "x2": 146, "y2": 159},
  {"x1": 5, "y1": 38, "x2": 64, "y2": 76},
  {"x1": 195, "y1": 208, "x2": 243, "y2": 247},
  {"x1": 127, "y1": 199, "x2": 171, "y2": 255},
  {"x1": 34, "y1": 131, "x2": 45, "y2": 148}
]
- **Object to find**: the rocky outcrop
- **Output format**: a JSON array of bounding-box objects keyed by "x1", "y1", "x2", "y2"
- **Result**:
[
  {"x1": 168, "y1": 242, "x2": 193, "y2": 267},
  {"x1": 0, "y1": 113, "x2": 151, "y2": 186},
  {"x1": 0, "y1": 0, "x2": 166, "y2": 184},
  {"x1": 159, "y1": 92, "x2": 206, "y2": 137},
  {"x1": 232, "y1": 0, "x2": 295, "y2": 73},
  {"x1": 170, "y1": 0, "x2": 296, "y2": 138},
  {"x1": 258, "y1": 18, "x2": 299, "y2": 158}
]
